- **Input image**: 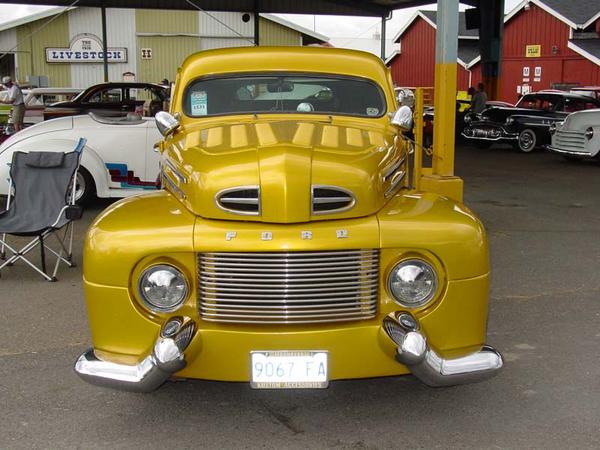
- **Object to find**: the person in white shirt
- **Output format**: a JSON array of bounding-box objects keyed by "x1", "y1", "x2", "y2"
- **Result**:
[{"x1": 1, "y1": 76, "x2": 25, "y2": 132}]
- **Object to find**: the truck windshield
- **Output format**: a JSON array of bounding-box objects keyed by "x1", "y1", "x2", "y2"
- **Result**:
[{"x1": 184, "y1": 74, "x2": 386, "y2": 118}]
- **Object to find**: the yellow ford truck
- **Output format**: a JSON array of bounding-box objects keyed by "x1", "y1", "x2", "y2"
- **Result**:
[{"x1": 75, "y1": 47, "x2": 502, "y2": 392}]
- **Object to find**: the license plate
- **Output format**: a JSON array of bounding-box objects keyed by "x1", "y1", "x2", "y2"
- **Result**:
[{"x1": 250, "y1": 351, "x2": 328, "y2": 389}]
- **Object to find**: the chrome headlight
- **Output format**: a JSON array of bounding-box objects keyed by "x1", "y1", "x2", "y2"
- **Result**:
[
  {"x1": 585, "y1": 127, "x2": 593, "y2": 140},
  {"x1": 138, "y1": 265, "x2": 188, "y2": 312},
  {"x1": 388, "y1": 259, "x2": 438, "y2": 308}
]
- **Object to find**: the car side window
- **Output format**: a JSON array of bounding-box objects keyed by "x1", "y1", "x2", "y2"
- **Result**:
[
  {"x1": 562, "y1": 98, "x2": 590, "y2": 113},
  {"x1": 542, "y1": 99, "x2": 554, "y2": 111},
  {"x1": 131, "y1": 88, "x2": 163, "y2": 102},
  {"x1": 28, "y1": 95, "x2": 44, "y2": 106},
  {"x1": 87, "y1": 88, "x2": 123, "y2": 104},
  {"x1": 42, "y1": 95, "x2": 59, "y2": 105},
  {"x1": 519, "y1": 96, "x2": 540, "y2": 109}
]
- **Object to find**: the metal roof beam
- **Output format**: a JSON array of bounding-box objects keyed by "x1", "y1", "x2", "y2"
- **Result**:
[{"x1": 0, "y1": 0, "x2": 447, "y2": 17}]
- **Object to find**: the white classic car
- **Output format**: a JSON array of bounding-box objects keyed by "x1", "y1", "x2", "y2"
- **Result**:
[
  {"x1": 0, "y1": 113, "x2": 161, "y2": 203},
  {"x1": 1, "y1": 88, "x2": 82, "y2": 125},
  {"x1": 547, "y1": 109, "x2": 600, "y2": 160}
]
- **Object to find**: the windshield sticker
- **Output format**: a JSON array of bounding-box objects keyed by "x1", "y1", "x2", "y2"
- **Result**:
[
  {"x1": 191, "y1": 91, "x2": 207, "y2": 115},
  {"x1": 366, "y1": 107, "x2": 379, "y2": 116}
]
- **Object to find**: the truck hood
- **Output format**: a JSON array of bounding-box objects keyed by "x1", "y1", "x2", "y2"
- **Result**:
[
  {"x1": 562, "y1": 109, "x2": 600, "y2": 129},
  {"x1": 162, "y1": 118, "x2": 405, "y2": 223}
]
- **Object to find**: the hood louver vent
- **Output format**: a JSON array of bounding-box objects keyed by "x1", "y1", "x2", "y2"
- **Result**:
[
  {"x1": 312, "y1": 185, "x2": 356, "y2": 215},
  {"x1": 216, "y1": 186, "x2": 260, "y2": 216}
]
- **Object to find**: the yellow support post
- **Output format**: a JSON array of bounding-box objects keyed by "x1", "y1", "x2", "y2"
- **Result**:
[
  {"x1": 420, "y1": 0, "x2": 463, "y2": 202},
  {"x1": 413, "y1": 88, "x2": 424, "y2": 190},
  {"x1": 431, "y1": 63, "x2": 457, "y2": 176}
]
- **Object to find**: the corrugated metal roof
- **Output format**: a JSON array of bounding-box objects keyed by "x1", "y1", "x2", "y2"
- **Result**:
[
  {"x1": 538, "y1": 0, "x2": 600, "y2": 27},
  {"x1": 457, "y1": 40, "x2": 479, "y2": 65},
  {"x1": 0, "y1": 6, "x2": 329, "y2": 44},
  {"x1": 420, "y1": 11, "x2": 479, "y2": 37},
  {"x1": 0, "y1": 0, "x2": 445, "y2": 17},
  {"x1": 0, "y1": 6, "x2": 70, "y2": 32},
  {"x1": 568, "y1": 39, "x2": 600, "y2": 65}
]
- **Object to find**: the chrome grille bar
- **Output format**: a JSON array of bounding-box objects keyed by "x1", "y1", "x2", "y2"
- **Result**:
[
  {"x1": 201, "y1": 289, "x2": 377, "y2": 300},
  {"x1": 198, "y1": 249, "x2": 379, "y2": 324},
  {"x1": 200, "y1": 280, "x2": 377, "y2": 292}
]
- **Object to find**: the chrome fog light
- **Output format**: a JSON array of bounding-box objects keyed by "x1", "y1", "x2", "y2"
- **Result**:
[
  {"x1": 388, "y1": 259, "x2": 438, "y2": 308},
  {"x1": 138, "y1": 265, "x2": 188, "y2": 312}
]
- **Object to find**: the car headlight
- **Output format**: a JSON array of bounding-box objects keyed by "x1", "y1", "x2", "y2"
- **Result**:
[
  {"x1": 138, "y1": 264, "x2": 188, "y2": 312},
  {"x1": 585, "y1": 127, "x2": 593, "y2": 140},
  {"x1": 388, "y1": 259, "x2": 438, "y2": 308}
]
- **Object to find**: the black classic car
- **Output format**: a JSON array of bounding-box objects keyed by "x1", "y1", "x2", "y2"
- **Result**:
[
  {"x1": 44, "y1": 82, "x2": 169, "y2": 120},
  {"x1": 423, "y1": 99, "x2": 513, "y2": 147},
  {"x1": 462, "y1": 91, "x2": 600, "y2": 152}
]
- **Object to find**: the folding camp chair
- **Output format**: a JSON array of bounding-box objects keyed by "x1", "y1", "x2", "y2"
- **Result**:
[{"x1": 0, "y1": 138, "x2": 86, "y2": 281}]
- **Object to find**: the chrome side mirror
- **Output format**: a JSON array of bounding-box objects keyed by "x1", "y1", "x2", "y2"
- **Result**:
[
  {"x1": 155, "y1": 111, "x2": 180, "y2": 137},
  {"x1": 391, "y1": 105, "x2": 414, "y2": 131}
]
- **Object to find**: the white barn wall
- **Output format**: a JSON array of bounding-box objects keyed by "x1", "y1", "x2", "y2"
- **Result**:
[
  {"x1": 198, "y1": 11, "x2": 254, "y2": 50},
  {"x1": 0, "y1": 28, "x2": 18, "y2": 78},
  {"x1": 0, "y1": 28, "x2": 17, "y2": 52},
  {"x1": 68, "y1": 7, "x2": 137, "y2": 88}
]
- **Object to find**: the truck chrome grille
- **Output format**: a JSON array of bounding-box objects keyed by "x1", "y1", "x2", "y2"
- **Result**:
[
  {"x1": 198, "y1": 250, "x2": 379, "y2": 324},
  {"x1": 554, "y1": 130, "x2": 588, "y2": 153},
  {"x1": 215, "y1": 186, "x2": 260, "y2": 216},
  {"x1": 311, "y1": 186, "x2": 356, "y2": 215}
]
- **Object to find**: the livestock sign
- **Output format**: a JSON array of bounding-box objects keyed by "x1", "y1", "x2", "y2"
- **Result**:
[{"x1": 46, "y1": 34, "x2": 127, "y2": 63}]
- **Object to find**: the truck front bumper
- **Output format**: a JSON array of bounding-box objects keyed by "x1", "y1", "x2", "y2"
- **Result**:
[
  {"x1": 382, "y1": 312, "x2": 503, "y2": 387},
  {"x1": 74, "y1": 313, "x2": 502, "y2": 392},
  {"x1": 75, "y1": 317, "x2": 195, "y2": 393}
]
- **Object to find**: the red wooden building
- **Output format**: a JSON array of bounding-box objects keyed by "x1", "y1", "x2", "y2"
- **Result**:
[
  {"x1": 386, "y1": 11, "x2": 482, "y2": 93},
  {"x1": 387, "y1": 0, "x2": 600, "y2": 103}
]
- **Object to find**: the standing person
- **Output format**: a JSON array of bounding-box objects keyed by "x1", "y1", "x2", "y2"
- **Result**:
[
  {"x1": 0, "y1": 76, "x2": 25, "y2": 132},
  {"x1": 470, "y1": 82, "x2": 488, "y2": 114}
]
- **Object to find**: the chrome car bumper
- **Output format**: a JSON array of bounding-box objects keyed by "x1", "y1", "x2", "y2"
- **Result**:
[
  {"x1": 74, "y1": 317, "x2": 195, "y2": 393},
  {"x1": 462, "y1": 125, "x2": 517, "y2": 141},
  {"x1": 546, "y1": 145, "x2": 591, "y2": 157},
  {"x1": 75, "y1": 313, "x2": 502, "y2": 391},
  {"x1": 382, "y1": 312, "x2": 503, "y2": 386}
]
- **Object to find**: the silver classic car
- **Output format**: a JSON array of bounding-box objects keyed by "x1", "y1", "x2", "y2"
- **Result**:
[{"x1": 547, "y1": 108, "x2": 600, "y2": 159}]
